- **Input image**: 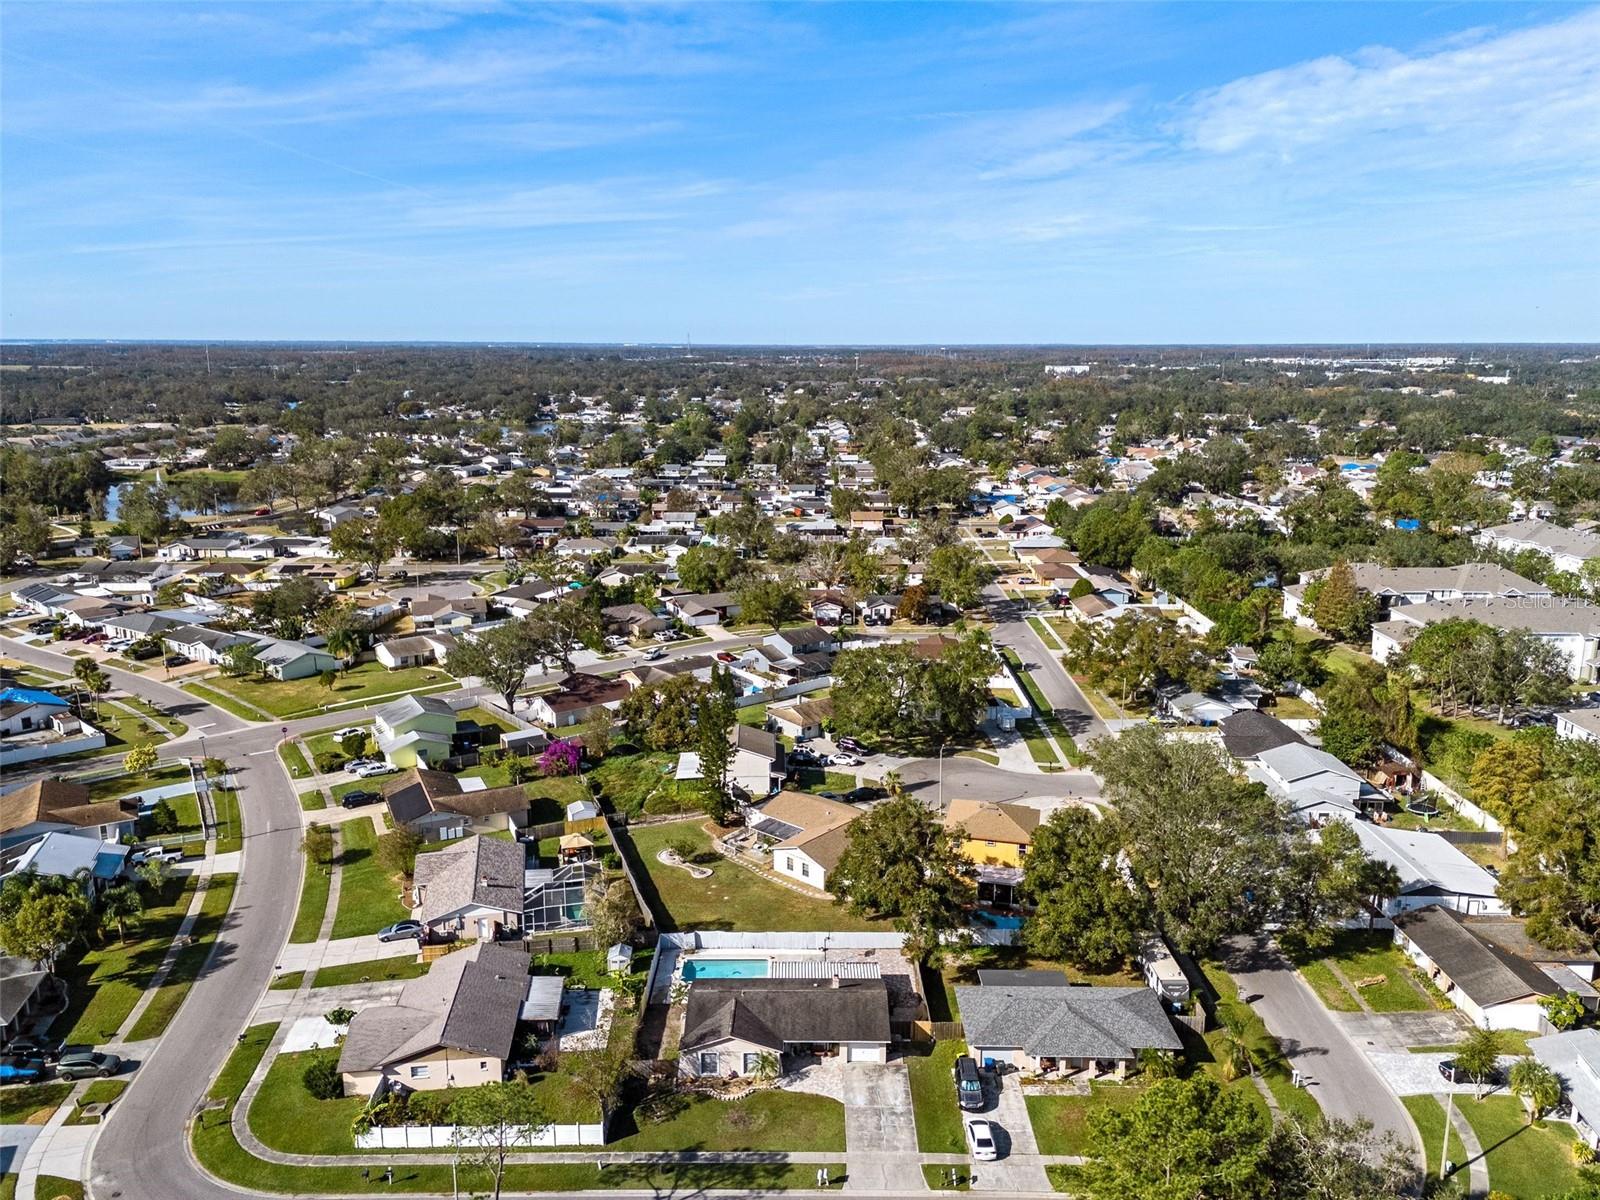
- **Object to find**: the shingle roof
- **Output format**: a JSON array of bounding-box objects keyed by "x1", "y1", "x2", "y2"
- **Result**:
[
  {"x1": 1219, "y1": 710, "x2": 1307, "y2": 760},
  {"x1": 944, "y1": 799, "x2": 1039, "y2": 845},
  {"x1": 0, "y1": 780, "x2": 135, "y2": 838},
  {"x1": 680, "y1": 977, "x2": 891, "y2": 1052},
  {"x1": 1395, "y1": 906, "x2": 1557, "y2": 1008},
  {"x1": 412, "y1": 835, "x2": 526, "y2": 925},
  {"x1": 338, "y1": 942, "x2": 530, "y2": 1074},
  {"x1": 955, "y1": 985, "x2": 1182, "y2": 1059}
]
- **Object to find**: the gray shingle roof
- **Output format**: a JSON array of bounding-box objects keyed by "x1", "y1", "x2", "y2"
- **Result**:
[
  {"x1": 412, "y1": 835, "x2": 526, "y2": 925},
  {"x1": 1394, "y1": 906, "x2": 1558, "y2": 1008},
  {"x1": 680, "y1": 977, "x2": 891, "y2": 1052},
  {"x1": 955, "y1": 986, "x2": 1182, "y2": 1059}
]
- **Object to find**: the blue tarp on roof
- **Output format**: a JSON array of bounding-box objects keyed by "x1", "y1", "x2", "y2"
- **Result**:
[{"x1": 0, "y1": 686, "x2": 68, "y2": 708}]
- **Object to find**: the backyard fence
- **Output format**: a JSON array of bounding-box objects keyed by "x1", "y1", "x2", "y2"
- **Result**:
[
  {"x1": 354, "y1": 1122, "x2": 605, "y2": 1150},
  {"x1": 522, "y1": 931, "x2": 597, "y2": 955},
  {"x1": 914, "y1": 1021, "x2": 965, "y2": 1042},
  {"x1": 606, "y1": 812, "x2": 659, "y2": 929}
]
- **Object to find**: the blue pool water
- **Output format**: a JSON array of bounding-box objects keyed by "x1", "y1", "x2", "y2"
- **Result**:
[
  {"x1": 973, "y1": 912, "x2": 1024, "y2": 930},
  {"x1": 682, "y1": 958, "x2": 769, "y2": 980}
]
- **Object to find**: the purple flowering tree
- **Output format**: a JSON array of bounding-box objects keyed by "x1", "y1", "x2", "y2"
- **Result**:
[{"x1": 540, "y1": 738, "x2": 582, "y2": 777}]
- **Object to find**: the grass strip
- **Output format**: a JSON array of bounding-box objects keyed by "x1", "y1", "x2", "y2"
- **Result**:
[
  {"x1": 906, "y1": 1040, "x2": 965, "y2": 1153},
  {"x1": 290, "y1": 844, "x2": 334, "y2": 945},
  {"x1": 310, "y1": 958, "x2": 427, "y2": 988},
  {"x1": 127, "y1": 873, "x2": 238, "y2": 1040},
  {"x1": 277, "y1": 741, "x2": 312, "y2": 780},
  {"x1": 329, "y1": 816, "x2": 407, "y2": 939}
]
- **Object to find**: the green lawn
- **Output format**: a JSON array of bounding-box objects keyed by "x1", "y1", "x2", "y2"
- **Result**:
[
  {"x1": 268, "y1": 971, "x2": 304, "y2": 990},
  {"x1": 529, "y1": 947, "x2": 653, "y2": 992},
  {"x1": 289, "y1": 844, "x2": 334, "y2": 944},
  {"x1": 608, "y1": 1090, "x2": 845, "y2": 1152},
  {"x1": 32, "y1": 1178, "x2": 81, "y2": 1200},
  {"x1": 1028, "y1": 1085, "x2": 1148, "y2": 1156},
  {"x1": 1314, "y1": 930, "x2": 1438, "y2": 1013},
  {"x1": 447, "y1": 765, "x2": 584, "y2": 824},
  {"x1": 277, "y1": 741, "x2": 312, "y2": 780},
  {"x1": 183, "y1": 682, "x2": 270, "y2": 722},
  {"x1": 1409, "y1": 1029, "x2": 1536, "y2": 1057},
  {"x1": 0, "y1": 1082, "x2": 73, "y2": 1124},
  {"x1": 906, "y1": 1040, "x2": 965, "y2": 1154},
  {"x1": 1298, "y1": 959, "x2": 1361, "y2": 1012},
  {"x1": 82, "y1": 763, "x2": 190, "y2": 802},
  {"x1": 64, "y1": 1079, "x2": 128, "y2": 1125},
  {"x1": 791, "y1": 766, "x2": 859, "y2": 794},
  {"x1": 590, "y1": 751, "x2": 700, "y2": 816},
  {"x1": 329, "y1": 816, "x2": 408, "y2": 939},
  {"x1": 53, "y1": 876, "x2": 200, "y2": 1042},
  {"x1": 211, "y1": 785, "x2": 243, "y2": 854},
  {"x1": 617, "y1": 820, "x2": 888, "y2": 933},
  {"x1": 199, "y1": 661, "x2": 455, "y2": 720},
  {"x1": 304, "y1": 724, "x2": 372, "y2": 764},
  {"x1": 1403, "y1": 1094, "x2": 1469, "y2": 1187},
  {"x1": 1014, "y1": 717, "x2": 1060, "y2": 766},
  {"x1": 456, "y1": 705, "x2": 517, "y2": 733},
  {"x1": 298, "y1": 789, "x2": 329, "y2": 812},
  {"x1": 1001, "y1": 648, "x2": 1082, "y2": 763},
  {"x1": 1455, "y1": 1094, "x2": 1583, "y2": 1198},
  {"x1": 127, "y1": 873, "x2": 238, "y2": 1040},
  {"x1": 310, "y1": 957, "x2": 426, "y2": 988},
  {"x1": 249, "y1": 1048, "x2": 365, "y2": 1155}
]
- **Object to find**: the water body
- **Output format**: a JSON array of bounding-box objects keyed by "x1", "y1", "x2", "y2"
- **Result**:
[{"x1": 105, "y1": 481, "x2": 242, "y2": 521}]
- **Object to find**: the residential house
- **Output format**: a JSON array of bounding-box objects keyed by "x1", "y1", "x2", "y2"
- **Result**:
[
  {"x1": 1476, "y1": 519, "x2": 1600, "y2": 575},
  {"x1": 0, "y1": 780, "x2": 138, "y2": 850},
  {"x1": 526, "y1": 673, "x2": 632, "y2": 729},
  {"x1": 374, "y1": 634, "x2": 456, "y2": 670},
  {"x1": 252, "y1": 638, "x2": 341, "y2": 681},
  {"x1": 1529, "y1": 1029, "x2": 1600, "y2": 1150},
  {"x1": 410, "y1": 594, "x2": 489, "y2": 630},
  {"x1": 382, "y1": 768, "x2": 534, "y2": 842},
  {"x1": 337, "y1": 942, "x2": 530, "y2": 1096},
  {"x1": 663, "y1": 592, "x2": 740, "y2": 627},
  {"x1": 766, "y1": 626, "x2": 837, "y2": 658},
  {"x1": 679, "y1": 976, "x2": 892, "y2": 1077},
  {"x1": 1372, "y1": 597, "x2": 1600, "y2": 683},
  {"x1": 411, "y1": 835, "x2": 526, "y2": 942},
  {"x1": 747, "y1": 790, "x2": 859, "y2": 892},
  {"x1": 0, "y1": 687, "x2": 72, "y2": 738},
  {"x1": 161, "y1": 624, "x2": 252, "y2": 665},
  {"x1": 1392, "y1": 907, "x2": 1563, "y2": 1032},
  {"x1": 767, "y1": 698, "x2": 832, "y2": 742},
  {"x1": 1351, "y1": 823, "x2": 1508, "y2": 917},
  {"x1": 808, "y1": 591, "x2": 854, "y2": 625},
  {"x1": 956, "y1": 984, "x2": 1182, "y2": 1077},
  {"x1": 601, "y1": 603, "x2": 669, "y2": 639},
  {"x1": 856, "y1": 594, "x2": 898, "y2": 625},
  {"x1": 494, "y1": 578, "x2": 566, "y2": 615},
  {"x1": 1219, "y1": 709, "x2": 1307, "y2": 761},
  {"x1": 374, "y1": 694, "x2": 459, "y2": 768},
  {"x1": 676, "y1": 725, "x2": 786, "y2": 799},
  {"x1": 3, "y1": 831, "x2": 129, "y2": 897},
  {"x1": 1554, "y1": 707, "x2": 1600, "y2": 745},
  {"x1": 1284, "y1": 562, "x2": 1549, "y2": 626},
  {"x1": 1251, "y1": 741, "x2": 1384, "y2": 824},
  {"x1": 0, "y1": 957, "x2": 63, "y2": 1044},
  {"x1": 943, "y1": 799, "x2": 1038, "y2": 868}
]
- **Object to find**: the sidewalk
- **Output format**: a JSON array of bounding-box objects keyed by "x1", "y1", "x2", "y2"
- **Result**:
[{"x1": 15, "y1": 1086, "x2": 97, "y2": 1200}]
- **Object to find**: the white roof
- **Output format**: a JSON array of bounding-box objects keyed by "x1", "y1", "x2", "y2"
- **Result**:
[
  {"x1": 1257, "y1": 741, "x2": 1362, "y2": 785},
  {"x1": 1530, "y1": 1028, "x2": 1600, "y2": 1129},
  {"x1": 1351, "y1": 822, "x2": 1501, "y2": 899}
]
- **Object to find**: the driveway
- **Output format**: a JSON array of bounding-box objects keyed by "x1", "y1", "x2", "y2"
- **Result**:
[
  {"x1": 1220, "y1": 935, "x2": 1421, "y2": 1163},
  {"x1": 1365, "y1": 1052, "x2": 1521, "y2": 1098},
  {"x1": 972, "y1": 1070, "x2": 1051, "y2": 1193},
  {"x1": 1336, "y1": 1009, "x2": 1469, "y2": 1055},
  {"x1": 839, "y1": 1059, "x2": 919, "y2": 1192}
]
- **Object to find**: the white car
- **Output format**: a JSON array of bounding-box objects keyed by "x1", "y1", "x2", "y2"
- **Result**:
[
  {"x1": 965, "y1": 1119, "x2": 999, "y2": 1161},
  {"x1": 829, "y1": 753, "x2": 864, "y2": 767},
  {"x1": 350, "y1": 761, "x2": 396, "y2": 779},
  {"x1": 652, "y1": 630, "x2": 677, "y2": 643},
  {"x1": 131, "y1": 846, "x2": 185, "y2": 865},
  {"x1": 604, "y1": 636, "x2": 628, "y2": 649},
  {"x1": 333, "y1": 726, "x2": 366, "y2": 740}
]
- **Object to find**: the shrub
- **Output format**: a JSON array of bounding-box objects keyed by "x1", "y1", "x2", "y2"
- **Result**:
[
  {"x1": 376, "y1": 828, "x2": 422, "y2": 878},
  {"x1": 302, "y1": 1055, "x2": 343, "y2": 1100},
  {"x1": 325, "y1": 1006, "x2": 356, "y2": 1027},
  {"x1": 313, "y1": 750, "x2": 344, "y2": 774},
  {"x1": 148, "y1": 798, "x2": 178, "y2": 834}
]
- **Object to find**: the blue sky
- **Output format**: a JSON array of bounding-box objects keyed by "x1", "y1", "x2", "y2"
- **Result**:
[{"x1": 3, "y1": 2, "x2": 1597, "y2": 344}]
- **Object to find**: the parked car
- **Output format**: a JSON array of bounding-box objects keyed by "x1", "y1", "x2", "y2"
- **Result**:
[
  {"x1": 340, "y1": 789, "x2": 381, "y2": 808},
  {"x1": 953, "y1": 1055, "x2": 985, "y2": 1112},
  {"x1": 1, "y1": 1034, "x2": 62, "y2": 1062},
  {"x1": 351, "y1": 761, "x2": 396, "y2": 779},
  {"x1": 377, "y1": 920, "x2": 425, "y2": 943},
  {"x1": 163, "y1": 654, "x2": 187, "y2": 668},
  {"x1": 604, "y1": 635, "x2": 628, "y2": 650},
  {"x1": 715, "y1": 651, "x2": 737, "y2": 663},
  {"x1": 55, "y1": 1050, "x2": 122, "y2": 1080},
  {"x1": 332, "y1": 726, "x2": 366, "y2": 740},
  {"x1": 844, "y1": 786, "x2": 884, "y2": 805},
  {"x1": 828, "y1": 753, "x2": 863, "y2": 767},
  {"x1": 644, "y1": 647, "x2": 666, "y2": 661},
  {"x1": 1438, "y1": 1059, "x2": 1502, "y2": 1086},
  {"x1": 788, "y1": 747, "x2": 817, "y2": 765},
  {"x1": 1016, "y1": 576, "x2": 1036, "y2": 585},
  {"x1": 0, "y1": 1055, "x2": 47, "y2": 1083},
  {"x1": 27, "y1": 620, "x2": 57, "y2": 635},
  {"x1": 836, "y1": 737, "x2": 870, "y2": 755},
  {"x1": 965, "y1": 1118, "x2": 999, "y2": 1161},
  {"x1": 130, "y1": 846, "x2": 184, "y2": 865}
]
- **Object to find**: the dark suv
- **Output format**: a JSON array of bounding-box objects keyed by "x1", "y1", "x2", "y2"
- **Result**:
[{"x1": 953, "y1": 1055, "x2": 985, "y2": 1111}]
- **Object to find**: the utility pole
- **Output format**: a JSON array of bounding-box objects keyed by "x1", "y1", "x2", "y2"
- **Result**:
[{"x1": 1441, "y1": 1088, "x2": 1455, "y2": 1182}]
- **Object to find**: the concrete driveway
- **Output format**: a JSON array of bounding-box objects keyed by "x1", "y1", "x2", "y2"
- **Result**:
[
  {"x1": 1365, "y1": 1051, "x2": 1520, "y2": 1097},
  {"x1": 972, "y1": 1071, "x2": 1051, "y2": 1193},
  {"x1": 839, "y1": 1059, "x2": 919, "y2": 1192}
]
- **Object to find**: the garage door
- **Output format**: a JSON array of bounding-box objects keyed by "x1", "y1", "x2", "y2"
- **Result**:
[{"x1": 844, "y1": 1044, "x2": 885, "y2": 1063}]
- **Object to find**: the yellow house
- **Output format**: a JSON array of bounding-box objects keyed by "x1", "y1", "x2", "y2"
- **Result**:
[{"x1": 943, "y1": 799, "x2": 1039, "y2": 868}]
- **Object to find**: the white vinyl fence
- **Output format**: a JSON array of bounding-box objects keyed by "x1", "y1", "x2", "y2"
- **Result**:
[{"x1": 355, "y1": 1122, "x2": 605, "y2": 1150}]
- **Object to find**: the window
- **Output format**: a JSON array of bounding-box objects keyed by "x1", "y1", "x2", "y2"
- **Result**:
[
  {"x1": 698, "y1": 1052, "x2": 719, "y2": 1075},
  {"x1": 785, "y1": 856, "x2": 795, "y2": 873},
  {"x1": 409, "y1": 1065, "x2": 431, "y2": 1079},
  {"x1": 744, "y1": 1053, "x2": 765, "y2": 1074},
  {"x1": 800, "y1": 861, "x2": 810, "y2": 877}
]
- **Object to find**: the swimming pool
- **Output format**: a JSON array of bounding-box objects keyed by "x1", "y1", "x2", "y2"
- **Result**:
[
  {"x1": 682, "y1": 958, "x2": 770, "y2": 980},
  {"x1": 973, "y1": 911, "x2": 1024, "y2": 930}
]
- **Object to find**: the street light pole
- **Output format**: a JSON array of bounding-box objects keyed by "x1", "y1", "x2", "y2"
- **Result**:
[{"x1": 1441, "y1": 1088, "x2": 1455, "y2": 1182}]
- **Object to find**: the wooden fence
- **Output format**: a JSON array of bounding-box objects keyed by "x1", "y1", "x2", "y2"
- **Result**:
[
  {"x1": 912, "y1": 1020, "x2": 965, "y2": 1043},
  {"x1": 521, "y1": 931, "x2": 598, "y2": 955}
]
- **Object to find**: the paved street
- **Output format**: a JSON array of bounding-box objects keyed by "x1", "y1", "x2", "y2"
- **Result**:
[
  {"x1": 1219, "y1": 935, "x2": 1422, "y2": 1163},
  {"x1": 983, "y1": 588, "x2": 1109, "y2": 745}
]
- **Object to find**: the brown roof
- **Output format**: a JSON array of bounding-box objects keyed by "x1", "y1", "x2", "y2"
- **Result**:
[
  {"x1": 911, "y1": 634, "x2": 960, "y2": 660},
  {"x1": 944, "y1": 799, "x2": 1039, "y2": 846},
  {"x1": 382, "y1": 768, "x2": 531, "y2": 824},
  {"x1": 756, "y1": 791, "x2": 859, "y2": 870},
  {"x1": 0, "y1": 779, "x2": 136, "y2": 837},
  {"x1": 539, "y1": 673, "x2": 632, "y2": 713}
]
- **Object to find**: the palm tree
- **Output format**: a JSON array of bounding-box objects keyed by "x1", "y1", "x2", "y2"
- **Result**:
[
  {"x1": 1212, "y1": 1032, "x2": 1249, "y2": 1082},
  {"x1": 1509, "y1": 1058, "x2": 1561, "y2": 1123},
  {"x1": 326, "y1": 627, "x2": 361, "y2": 672},
  {"x1": 750, "y1": 1052, "x2": 781, "y2": 1083},
  {"x1": 98, "y1": 883, "x2": 144, "y2": 942},
  {"x1": 882, "y1": 770, "x2": 905, "y2": 801}
]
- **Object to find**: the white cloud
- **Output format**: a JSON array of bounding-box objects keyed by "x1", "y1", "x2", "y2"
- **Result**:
[{"x1": 1180, "y1": 8, "x2": 1600, "y2": 161}]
